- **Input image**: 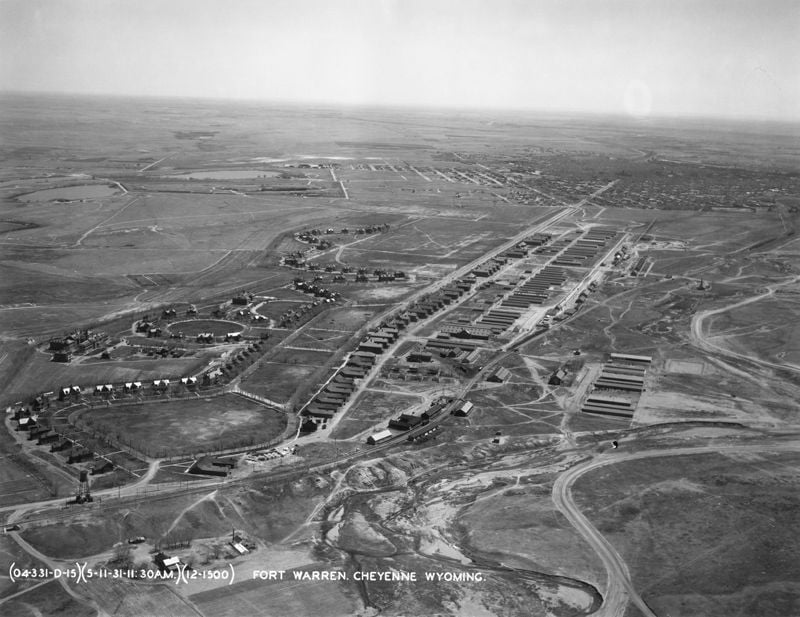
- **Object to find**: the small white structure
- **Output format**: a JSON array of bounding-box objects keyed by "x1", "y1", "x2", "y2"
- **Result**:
[
  {"x1": 162, "y1": 556, "x2": 180, "y2": 570},
  {"x1": 231, "y1": 542, "x2": 248, "y2": 555},
  {"x1": 609, "y1": 352, "x2": 652, "y2": 365},
  {"x1": 452, "y1": 400, "x2": 474, "y2": 417},
  {"x1": 367, "y1": 429, "x2": 393, "y2": 445}
]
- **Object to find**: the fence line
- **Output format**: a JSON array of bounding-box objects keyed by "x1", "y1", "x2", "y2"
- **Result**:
[{"x1": 226, "y1": 384, "x2": 288, "y2": 411}]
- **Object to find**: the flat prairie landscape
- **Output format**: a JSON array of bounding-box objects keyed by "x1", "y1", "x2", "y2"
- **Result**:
[{"x1": 1, "y1": 92, "x2": 799, "y2": 617}]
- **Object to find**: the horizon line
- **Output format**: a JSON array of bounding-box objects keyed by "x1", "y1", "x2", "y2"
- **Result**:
[{"x1": 2, "y1": 88, "x2": 799, "y2": 126}]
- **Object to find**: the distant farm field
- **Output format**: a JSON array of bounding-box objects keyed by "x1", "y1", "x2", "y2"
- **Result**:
[{"x1": 76, "y1": 395, "x2": 286, "y2": 456}]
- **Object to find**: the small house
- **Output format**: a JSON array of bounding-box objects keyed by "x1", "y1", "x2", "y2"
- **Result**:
[{"x1": 548, "y1": 368, "x2": 568, "y2": 386}]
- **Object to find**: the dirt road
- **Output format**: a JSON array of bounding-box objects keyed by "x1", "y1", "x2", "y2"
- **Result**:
[
  {"x1": 690, "y1": 275, "x2": 800, "y2": 374},
  {"x1": 552, "y1": 440, "x2": 800, "y2": 617}
]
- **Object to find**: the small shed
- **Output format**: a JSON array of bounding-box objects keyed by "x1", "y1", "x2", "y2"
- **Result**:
[
  {"x1": 155, "y1": 554, "x2": 181, "y2": 572},
  {"x1": 231, "y1": 542, "x2": 248, "y2": 555}
]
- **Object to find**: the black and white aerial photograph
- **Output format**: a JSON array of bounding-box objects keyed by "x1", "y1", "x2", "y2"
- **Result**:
[{"x1": 1, "y1": 1, "x2": 799, "y2": 616}]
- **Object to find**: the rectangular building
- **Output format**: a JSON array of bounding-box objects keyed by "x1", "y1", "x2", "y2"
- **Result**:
[{"x1": 367, "y1": 429, "x2": 394, "y2": 445}]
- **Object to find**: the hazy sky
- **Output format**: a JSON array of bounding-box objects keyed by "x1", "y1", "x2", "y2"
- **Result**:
[{"x1": 1, "y1": 0, "x2": 798, "y2": 119}]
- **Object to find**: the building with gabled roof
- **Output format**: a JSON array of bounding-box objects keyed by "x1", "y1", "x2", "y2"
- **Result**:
[
  {"x1": 367, "y1": 429, "x2": 394, "y2": 445},
  {"x1": 451, "y1": 399, "x2": 474, "y2": 416},
  {"x1": 439, "y1": 325, "x2": 493, "y2": 340},
  {"x1": 487, "y1": 367, "x2": 511, "y2": 383},
  {"x1": 388, "y1": 412, "x2": 424, "y2": 431},
  {"x1": 548, "y1": 368, "x2": 568, "y2": 386}
]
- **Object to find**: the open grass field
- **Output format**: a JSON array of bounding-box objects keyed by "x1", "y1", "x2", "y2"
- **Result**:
[
  {"x1": 1, "y1": 580, "x2": 96, "y2": 617},
  {"x1": 190, "y1": 565, "x2": 360, "y2": 617},
  {"x1": 0, "y1": 448, "x2": 54, "y2": 505},
  {"x1": 83, "y1": 579, "x2": 198, "y2": 617},
  {"x1": 459, "y1": 480, "x2": 605, "y2": 587},
  {"x1": 75, "y1": 394, "x2": 286, "y2": 456},
  {"x1": 0, "y1": 535, "x2": 46, "y2": 599},
  {"x1": 239, "y1": 361, "x2": 327, "y2": 403},
  {"x1": 287, "y1": 328, "x2": 354, "y2": 352},
  {"x1": 573, "y1": 451, "x2": 800, "y2": 617},
  {"x1": 705, "y1": 296, "x2": 800, "y2": 367},
  {"x1": 310, "y1": 306, "x2": 383, "y2": 332},
  {"x1": 264, "y1": 346, "x2": 333, "y2": 366}
]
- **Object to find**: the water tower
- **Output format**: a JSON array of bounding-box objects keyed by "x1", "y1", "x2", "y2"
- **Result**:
[{"x1": 76, "y1": 469, "x2": 92, "y2": 503}]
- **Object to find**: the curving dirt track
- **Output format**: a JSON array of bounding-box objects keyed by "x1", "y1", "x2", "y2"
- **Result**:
[
  {"x1": 552, "y1": 441, "x2": 800, "y2": 617},
  {"x1": 690, "y1": 275, "x2": 800, "y2": 374}
]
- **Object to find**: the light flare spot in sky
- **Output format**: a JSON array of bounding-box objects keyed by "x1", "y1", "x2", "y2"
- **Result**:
[
  {"x1": 623, "y1": 80, "x2": 653, "y2": 118},
  {"x1": 0, "y1": 0, "x2": 797, "y2": 120}
]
